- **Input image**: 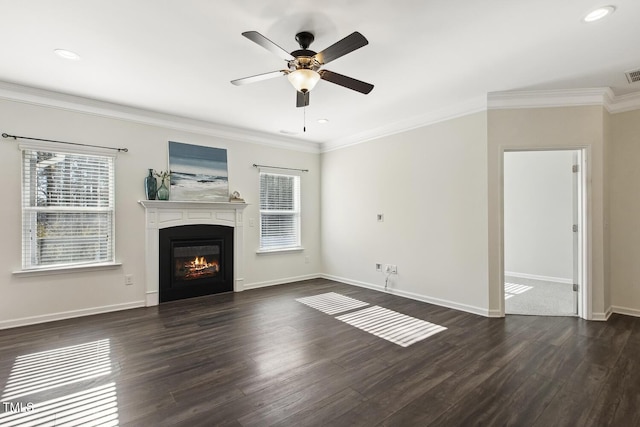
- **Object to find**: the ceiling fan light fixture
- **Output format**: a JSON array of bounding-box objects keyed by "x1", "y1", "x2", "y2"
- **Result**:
[{"x1": 287, "y1": 69, "x2": 321, "y2": 93}]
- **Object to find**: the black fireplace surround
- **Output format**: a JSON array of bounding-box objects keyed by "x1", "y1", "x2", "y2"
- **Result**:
[{"x1": 159, "y1": 224, "x2": 234, "y2": 303}]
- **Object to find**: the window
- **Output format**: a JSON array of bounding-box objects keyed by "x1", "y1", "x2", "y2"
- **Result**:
[
  {"x1": 21, "y1": 146, "x2": 115, "y2": 269},
  {"x1": 259, "y1": 172, "x2": 301, "y2": 251}
]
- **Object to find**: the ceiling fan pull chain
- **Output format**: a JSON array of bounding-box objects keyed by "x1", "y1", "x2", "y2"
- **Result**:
[{"x1": 303, "y1": 105, "x2": 306, "y2": 132}]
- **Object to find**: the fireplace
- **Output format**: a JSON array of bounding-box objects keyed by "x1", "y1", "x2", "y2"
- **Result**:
[
  {"x1": 159, "y1": 224, "x2": 233, "y2": 303},
  {"x1": 139, "y1": 200, "x2": 246, "y2": 306}
]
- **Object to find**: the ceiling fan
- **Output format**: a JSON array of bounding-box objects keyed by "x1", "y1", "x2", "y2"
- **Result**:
[{"x1": 231, "y1": 30, "x2": 374, "y2": 107}]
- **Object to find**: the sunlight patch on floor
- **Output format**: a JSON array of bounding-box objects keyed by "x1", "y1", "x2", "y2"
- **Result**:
[
  {"x1": 296, "y1": 292, "x2": 369, "y2": 315},
  {"x1": 0, "y1": 339, "x2": 119, "y2": 426},
  {"x1": 297, "y1": 293, "x2": 446, "y2": 347},
  {"x1": 335, "y1": 305, "x2": 447, "y2": 347},
  {"x1": 0, "y1": 383, "x2": 119, "y2": 427},
  {"x1": 504, "y1": 283, "x2": 534, "y2": 300},
  {"x1": 1, "y1": 340, "x2": 112, "y2": 400}
]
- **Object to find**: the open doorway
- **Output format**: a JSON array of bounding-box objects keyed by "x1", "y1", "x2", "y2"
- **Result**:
[{"x1": 503, "y1": 149, "x2": 584, "y2": 316}]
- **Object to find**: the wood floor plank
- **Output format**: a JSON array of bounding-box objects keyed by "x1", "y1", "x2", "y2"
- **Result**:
[
  {"x1": 379, "y1": 397, "x2": 452, "y2": 427},
  {"x1": 272, "y1": 387, "x2": 366, "y2": 427},
  {"x1": 0, "y1": 279, "x2": 638, "y2": 426}
]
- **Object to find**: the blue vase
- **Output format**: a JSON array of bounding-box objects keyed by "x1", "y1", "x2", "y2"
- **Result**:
[
  {"x1": 144, "y1": 169, "x2": 157, "y2": 200},
  {"x1": 157, "y1": 179, "x2": 170, "y2": 200}
]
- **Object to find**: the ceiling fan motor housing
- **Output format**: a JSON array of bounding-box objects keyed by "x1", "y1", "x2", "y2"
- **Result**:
[
  {"x1": 289, "y1": 55, "x2": 320, "y2": 72},
  {"x1": 295, "y1": 31, "x2": 314, "y2": 49},
  {"x1": 290, "y1": 32, "x2": 320, "y2": 71}
]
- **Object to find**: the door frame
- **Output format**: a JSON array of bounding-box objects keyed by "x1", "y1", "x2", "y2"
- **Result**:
[{"x1": 499, "y1": 147, "x2": 589, "y2": 319}]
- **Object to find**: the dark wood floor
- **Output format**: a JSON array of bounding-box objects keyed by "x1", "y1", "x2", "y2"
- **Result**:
[{"x1": 1, "y1": 279, "x2": 639, "y2": 426}]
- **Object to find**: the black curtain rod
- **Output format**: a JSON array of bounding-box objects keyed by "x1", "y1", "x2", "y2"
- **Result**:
[
  {"x1": 2, "y1": 133, "x2": 128, "y2": 153},
  {"x1": 253, "y1": 163, "x2": 308, "y2": 172}
]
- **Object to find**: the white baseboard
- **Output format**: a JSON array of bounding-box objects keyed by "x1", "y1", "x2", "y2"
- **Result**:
[
  {"x1": 612, "y1": 305, "x2": 640, "y2": 318},
  {"x1": 591, "y1": 306, "x2": 613, "y2": 321},
  {"x1": 243, "y1": 273, "x2": 322, "y2": 290},
  {"x1": 0, "y1": 301, "x2": 146, "y2": 330},
  {"x1": 146, "y1": 291, "x2": 159, "y2": 307},
  {"x1": 505, "y1": 271, "x2": 572, "y2": 285},
  {"x1": 320, "y1": 274, "x2": 491, "y2": 317},
  {"x1": 487, "y1": 309, "x2": 503, "y2": 318}
]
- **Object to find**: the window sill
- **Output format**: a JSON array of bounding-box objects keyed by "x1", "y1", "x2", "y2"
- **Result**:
[
  {"x1": 13, "y1": 262, "x2": 123, "y2": 277},
  {"x1": 256, "y1": 246, "x2": 305, "y2": 255}
]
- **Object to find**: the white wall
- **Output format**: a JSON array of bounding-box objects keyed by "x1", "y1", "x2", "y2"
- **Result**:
[
  {"x1": 610, "y1": 109, "x2": 640, "y2": 317},
  {"x1": 321, "y1": 112, "x2": 490, "y2": 315},
  {"x1": 0, "y1": 97, "x2": 321, "y2": 328},
  {"x1": 503, "y1": 150, "x2": 574, "y2": 282}
]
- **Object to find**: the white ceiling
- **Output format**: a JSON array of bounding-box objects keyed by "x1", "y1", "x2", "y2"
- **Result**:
[{"x1": 1, "y1": 0, "x2": 639, "y2": 148}]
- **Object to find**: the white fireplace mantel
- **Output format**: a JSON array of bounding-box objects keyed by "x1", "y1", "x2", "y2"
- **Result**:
[{"x1": 139, "y1": 200, "x2": 248, "y2": 306}]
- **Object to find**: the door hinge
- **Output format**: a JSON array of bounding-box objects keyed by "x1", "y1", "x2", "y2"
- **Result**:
[
  {"x1": 572, "y1": 165, "x2": 579, "y2": 173},
  {"x1": 573, "y1": 224, "x2": 578, "y2": 232},
  {"x1": 573, "y1": 283, "x2": 579, "y2": 292}
]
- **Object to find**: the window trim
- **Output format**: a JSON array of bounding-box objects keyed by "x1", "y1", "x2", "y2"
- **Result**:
[
  {"x1": 258, "y1": 170, "x2": 302, "y2": 252},
  {"x1": 13, "y1": 262, "x2": 122, "y2": 277},
  {"x1": 19, "y1": 141, "x2": 117, "y2": 271},
  {"x1": 256, "y1": 246, "x2": 304, "y2": 255}
]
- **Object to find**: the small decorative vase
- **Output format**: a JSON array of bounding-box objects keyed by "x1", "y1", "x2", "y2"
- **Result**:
[
  {"x1": 144, "y1": 169, "x2": 157, "y2": 200},
  {"x1": 157, "y1": 178, "x2": 170, "y2": 200}
]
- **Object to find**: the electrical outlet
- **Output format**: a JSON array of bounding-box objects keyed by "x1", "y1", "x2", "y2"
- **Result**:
[
  {"x1": 384, "y1": 264, "x2": 398, "y2": 274},
  {"x1": 376, "y1": 263, "x2": 382, "y2": 272},
  {"x1": 125, "y1": 274, "x2": 134, "y2": 285}
]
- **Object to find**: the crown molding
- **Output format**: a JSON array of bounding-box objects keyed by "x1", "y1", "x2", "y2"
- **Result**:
[
  {"x1": 487, "y1": 88, "x2": 616, "y2": 111},
  {"x1": 487, "y1": 87, "x2": 640, "y2": 114},
  {"x1": 321, "y1": 95, "x2": 487, "y2": 153},
  {"x1": 0, "y1": 81, "x2": 321, "y2": 154},
  {"x1": 607, "y1": 91, "x2": 640, "y2": 114}
]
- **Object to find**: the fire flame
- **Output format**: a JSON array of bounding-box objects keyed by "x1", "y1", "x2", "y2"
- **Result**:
[{"x1": 187, "y1": 256, "x2": 218, "y2": 272}]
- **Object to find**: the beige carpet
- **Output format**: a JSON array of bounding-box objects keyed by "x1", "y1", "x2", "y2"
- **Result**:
[{"x1": 505, "y1": 275, "x2": 575, "y2": 316}]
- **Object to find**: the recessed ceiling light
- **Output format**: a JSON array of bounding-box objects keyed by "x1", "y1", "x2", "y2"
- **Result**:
[
  {"x1": 317, "y1": 119, "x2": 329, "y2": 124},
  {"x1": 583, "y1": 6, "x2": 615, "y2": 22},
  {"x1": 54, "y1": 49, "x2": 81, "y2": 60}
]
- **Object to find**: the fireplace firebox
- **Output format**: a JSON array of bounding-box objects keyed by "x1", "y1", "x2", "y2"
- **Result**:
[{"x1": 159, "y1": 224, "x2": 233, "y2": 303}]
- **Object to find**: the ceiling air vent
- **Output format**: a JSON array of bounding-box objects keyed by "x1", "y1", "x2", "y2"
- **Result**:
[{"x1": 625, "y1": 69, "x2": 640, "y2": 84}]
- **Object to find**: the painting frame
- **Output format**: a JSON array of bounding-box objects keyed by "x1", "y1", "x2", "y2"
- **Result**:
[{"x1": 168, "y1": 141, "x2": 229, "y2": 201}]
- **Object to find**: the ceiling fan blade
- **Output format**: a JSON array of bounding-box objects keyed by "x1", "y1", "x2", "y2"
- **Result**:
[
  {"x1": 319, "y1": 70, "x2": 374, "y2": 94},
  {"x1": 314, "y1": 32, "x2": 368, "y2": 65},
  {"x1": 231, "y1": 70, "x2": 287, "y2": 86},
  {"x1": 242, "y1": 31, "x2": 295, "y2": 61},
  {"x1": 296, "y1": 91, "x2": 310, "y2": 108}
]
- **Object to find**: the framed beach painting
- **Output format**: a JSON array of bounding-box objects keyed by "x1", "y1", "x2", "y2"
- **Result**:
[{"x1": 168, "y1": 141, "x2": 229, "y2": 201}]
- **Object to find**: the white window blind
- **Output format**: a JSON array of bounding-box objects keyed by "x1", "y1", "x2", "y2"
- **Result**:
[
  {"x1": 259, "y1": 172, "x2": 301, "y2": 250},
  {"x1": 22, "y1": 148, "x2": 115, "y2": 269}
]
